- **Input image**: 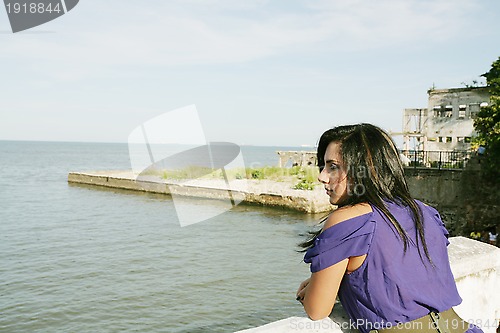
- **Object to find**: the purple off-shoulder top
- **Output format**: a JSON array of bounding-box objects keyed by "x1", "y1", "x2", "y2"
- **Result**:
[{"x1": 304, "y1": 200, "x2": 483, "y2": 333}]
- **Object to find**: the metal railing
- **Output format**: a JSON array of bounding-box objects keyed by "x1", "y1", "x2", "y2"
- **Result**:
[{"x1": 399, "y1": 150, "x2": 474, "y2": 170}]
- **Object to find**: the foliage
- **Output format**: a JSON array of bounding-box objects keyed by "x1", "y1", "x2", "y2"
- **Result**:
[
  {"x1": 429, "y1": 161, "x2": 465, "y2": 169},
  {"x1": 461, "y1": 79, "x2": 485, "y2": 89},
  {"x1": 162, "y1": 166, "x2": 213, "y2": 180},
  {"x1": 474, "y1": 57, "x2": 500, "y2": 180},
  {"x1": 160, "y1": 165, "x2": 320, "y2": 190},
  {"x1": 246, "y1": 166, "x2": 285, "y2": 180},
  {"x1": 481, "y1": 56, "x2": 500, "y2": 95},
  {"x1": 292, "y1": 167, "x2": 318, "y2": 190},
  {"x1": 244, "y1": 165, "x2": 318, "y2": 183},
  {"x1": 293, "y1": 179, "x2": 316, "y2": 190}
]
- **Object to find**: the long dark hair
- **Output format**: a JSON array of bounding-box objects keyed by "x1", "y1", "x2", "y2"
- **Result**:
[{"x1": 300, "y1": 123, "x2": 432, "y2": 263}]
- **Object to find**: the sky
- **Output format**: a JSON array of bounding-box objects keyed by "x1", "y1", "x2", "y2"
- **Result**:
[{"x1": 1, "y1": 0, "x2": 500, "y2": 147}]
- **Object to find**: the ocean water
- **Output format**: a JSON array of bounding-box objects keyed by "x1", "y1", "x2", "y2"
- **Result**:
[{"x1": 0, "y1": 141, "x2": 323, "y2": 333}]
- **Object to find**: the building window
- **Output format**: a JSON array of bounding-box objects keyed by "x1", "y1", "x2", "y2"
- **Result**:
[
  {"x1": 469, "y1": 103, "x2": 480, "y2": 110},
  {"x1": 469, "y1": 103, "x2": 480, "y2": 119},
  {"x1": 458, "y1": 105, "x2": 466, "y2": 119},
  {"x1": 445, "y1": 105, "x2": 453, "y2": 117},
  {"x1": 457, "y1": 137, "x2": 472, "y2": 144},
  {"x1": 433, "y1": 106, "x2": 441, "y2": 117},
  {"x1": 438, "y1": 136, "x2": 452, "y2": 143}
]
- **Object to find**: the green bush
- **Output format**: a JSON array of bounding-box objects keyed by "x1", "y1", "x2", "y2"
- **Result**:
[
  {"x1": 293, "y1": 179, "x2": 316, "y2": 190},
  {"x1": 251, "y1": 169, "x2": 264, "y2": 179}
]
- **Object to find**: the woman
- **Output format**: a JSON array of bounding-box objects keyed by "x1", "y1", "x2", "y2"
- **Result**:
[{"x1": 296, "y1": 124, "x2": 483, "y2": 333}]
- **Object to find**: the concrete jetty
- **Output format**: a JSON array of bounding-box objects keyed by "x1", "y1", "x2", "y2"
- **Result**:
[{"x1": 67, "y1": 171, "x2": 332, "y2": 214}]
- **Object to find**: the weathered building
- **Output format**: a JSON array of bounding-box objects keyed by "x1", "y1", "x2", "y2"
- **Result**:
[
  {"x1": 276, "y1": 150, "x2": 316, "y2": 168},
  {"x1": 401, "y1": 87, "x2": 490, "y2": 151}
]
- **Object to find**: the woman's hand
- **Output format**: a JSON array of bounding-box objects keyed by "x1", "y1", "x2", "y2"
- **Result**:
[{"x1": 296, "y1": 277, "x2": 311, "y2": 303}]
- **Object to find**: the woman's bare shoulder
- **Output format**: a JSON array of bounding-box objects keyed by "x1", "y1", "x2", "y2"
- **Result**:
[{"x1": 323, "y1": 203, "x2": 373, "y2": 231}]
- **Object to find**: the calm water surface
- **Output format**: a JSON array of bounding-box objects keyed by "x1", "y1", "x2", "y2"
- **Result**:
[{"x1": 0, "y1": 141, "x2": 322, "y2": 333}]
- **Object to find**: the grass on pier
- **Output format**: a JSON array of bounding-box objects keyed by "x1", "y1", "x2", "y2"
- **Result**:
[{"x1": 148, "y1": 166, "x2": 319, "y2": 190}]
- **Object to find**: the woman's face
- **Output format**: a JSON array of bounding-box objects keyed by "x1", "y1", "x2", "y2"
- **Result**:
[{"x1": 318, "y1": 141, "x2": 349, "y2": 205}]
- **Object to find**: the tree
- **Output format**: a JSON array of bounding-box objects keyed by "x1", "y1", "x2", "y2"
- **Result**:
[
  {"x1": 481, "y1": 56, "x2": 500, "y2": 95},
  {"x1": 474, "y1": 57, "x2": 500, "y2": 180}
]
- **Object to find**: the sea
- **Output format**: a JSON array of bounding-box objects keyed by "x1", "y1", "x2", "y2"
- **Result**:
[{"x1": 0, "y1": 141, "x2": 324, "y2": 333}]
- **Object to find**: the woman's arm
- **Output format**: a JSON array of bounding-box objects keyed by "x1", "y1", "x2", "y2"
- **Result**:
[
  {"x1": 297, "y1": 258, "x2": 348, "y2": 320},
  {"x1": 297, "y1": 203, "x2": 372, "y2": 320}
]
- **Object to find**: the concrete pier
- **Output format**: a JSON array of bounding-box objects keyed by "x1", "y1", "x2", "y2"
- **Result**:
[{"x1": 67, "y1": 171, "x2": 332, "y2": 214}]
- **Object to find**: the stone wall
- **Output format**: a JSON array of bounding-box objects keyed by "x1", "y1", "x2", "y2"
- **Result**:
[{"x1": 404, "y1": 161, "x2": 500, "y2": 239}]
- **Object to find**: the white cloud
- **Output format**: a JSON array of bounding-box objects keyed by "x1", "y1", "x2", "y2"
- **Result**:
[
  {"x1": 305, "y1": 0, "x2": 480, "y2": 48},
  {"x1": 0, "y1": 0, "x2": 486, "y2": 82}
]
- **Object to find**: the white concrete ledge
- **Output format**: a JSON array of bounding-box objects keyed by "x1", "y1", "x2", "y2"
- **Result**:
[
  {"x1": 236, "y1": 317, "x2": 343, "y2": 333},
  {"x1": 236, "y1": 237, "x2": 500, "y2": 333},
  {"x1": 450, "y1": 237, "x2": 500, "y2": 333}
]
